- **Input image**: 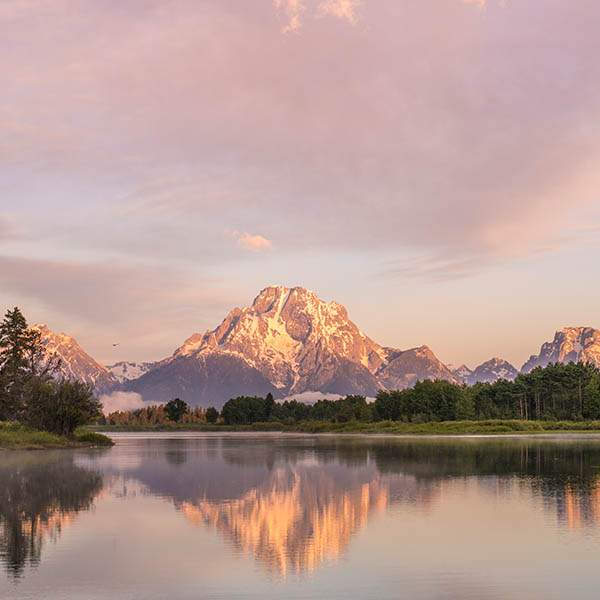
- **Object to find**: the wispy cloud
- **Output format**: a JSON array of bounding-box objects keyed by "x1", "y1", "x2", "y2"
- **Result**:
[{"x1": 380, "y1": 254, "x2": 494, "y2": 282}]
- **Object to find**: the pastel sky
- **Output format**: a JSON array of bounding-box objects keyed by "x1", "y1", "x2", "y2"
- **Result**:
[{"x1": 1, "y1": 0, "x2": 599, "y2": 369}]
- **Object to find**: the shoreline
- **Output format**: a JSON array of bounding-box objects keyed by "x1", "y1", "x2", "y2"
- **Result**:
[
  {"x1": 91, "y1": 419, "x2": 600, "y2": 436},
  {"x1": 0, "y1": 423, "x2": 115, "y2": 450}
]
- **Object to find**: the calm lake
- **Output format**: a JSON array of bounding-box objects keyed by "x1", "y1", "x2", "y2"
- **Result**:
[{"x1": 2, "y1": 433, "x2": 600, "y2": 599}]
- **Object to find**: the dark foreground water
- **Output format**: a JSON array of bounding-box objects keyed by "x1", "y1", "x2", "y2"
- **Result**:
[{"x1": 2, "y1": 433, "x2": 600, "y2": 599}]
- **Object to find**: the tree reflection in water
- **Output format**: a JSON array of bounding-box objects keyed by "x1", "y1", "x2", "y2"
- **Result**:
[{"x1": 0, "y1": 453, "x2": 103, "y2": 579}]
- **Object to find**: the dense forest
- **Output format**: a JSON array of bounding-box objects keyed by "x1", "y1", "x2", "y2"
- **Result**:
[{"x1": 102, "y1": 361, "x2": 600, "y2": 426}]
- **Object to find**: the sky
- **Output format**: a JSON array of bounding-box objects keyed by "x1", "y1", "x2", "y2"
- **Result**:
[{"x1": 1, "y1": 0, "x2": 599, "y2": 370}]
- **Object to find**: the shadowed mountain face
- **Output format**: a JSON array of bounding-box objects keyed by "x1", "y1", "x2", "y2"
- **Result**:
[{"x1": 124, "y1": 352, "x2": 280, "y2": 408}]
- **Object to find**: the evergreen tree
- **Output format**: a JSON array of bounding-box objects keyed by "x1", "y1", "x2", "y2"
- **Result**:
[
  {"x1": 265, "y1": 392, "x2": 275, "y2": 420},
  {"x1": 583, "y1": 375, "x2": 600, "y2": 420},
  {"x1": 164, "y1": 398, "x2": 189, "y2": 422},
  {"x1": 455, "y1": 388, "x2": 476, "y2": 420},
  {"x1": 205, "y1": 407, "x2": 219, "y2": 423},
  {"x1": 0, "y1": 307, "x2": 32, "y2": 420}
]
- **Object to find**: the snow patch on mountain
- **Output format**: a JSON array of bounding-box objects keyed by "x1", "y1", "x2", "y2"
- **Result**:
[
  {"x1": 447, "y1": 364, "x2": 473, "y2": 382},
  {"x1": 466, "y1": 357, "x2": 518, "y2": 384},
  {"x1": 106, "y1": 361, "x2": 157, "y2": 383}
]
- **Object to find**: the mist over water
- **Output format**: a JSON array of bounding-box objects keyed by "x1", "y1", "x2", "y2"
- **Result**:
[{"x1": 2, "y1": 433, "x2": 600, "y2": 599}]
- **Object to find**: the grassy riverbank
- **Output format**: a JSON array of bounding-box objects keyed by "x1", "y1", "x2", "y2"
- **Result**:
[
  {"x1": 0, "y1": 422, "x2": 115, "y2": 450},
  {"x1": 91, "y1": 419, "x2": 600, "y2": 435}
]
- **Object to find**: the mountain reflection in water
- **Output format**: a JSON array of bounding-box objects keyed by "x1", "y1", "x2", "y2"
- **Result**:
[
  {"x1": 3, "y1": 435, "x2": 600, "y2": 592},
  {"x1": 180, "y1": 466, "x2": 388, "y2": 575},
  {"x1": 92, "y1": 436, "x2": 600, "y2": 577}
]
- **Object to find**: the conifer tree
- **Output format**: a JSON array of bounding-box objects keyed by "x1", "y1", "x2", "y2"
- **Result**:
[{"x1": 0, "y1": 307, "x2": 31, "y2": 420}]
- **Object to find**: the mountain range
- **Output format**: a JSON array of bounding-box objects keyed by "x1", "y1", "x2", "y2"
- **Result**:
[{"x1": 32, "y1": 286, "x2": 600, "y2": 409}]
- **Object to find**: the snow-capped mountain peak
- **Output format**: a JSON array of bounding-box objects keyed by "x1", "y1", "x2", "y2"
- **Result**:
[
  {"x1": 105, "y1": 361, "x2": 157, "y2": 383},
  {"x1": 171, "y1": 285, "x2": 387, "y2": 392},
  {"x1": 448, "y1": 364, "x2": 473, "y2": 381}
]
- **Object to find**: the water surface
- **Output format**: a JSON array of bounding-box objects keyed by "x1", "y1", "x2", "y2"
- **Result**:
[{"x1": 2, "y1": 433, "x2": 600, "y2": 599}]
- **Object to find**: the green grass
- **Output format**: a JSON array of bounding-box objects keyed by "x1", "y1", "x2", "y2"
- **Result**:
[
  {"x1": 90, "y1": 419, "x2": 600, "y2": 435},
  {"x1": 0, "y1": 422, "x2": 114, "y2": 450},
  {"x1": 91, "y1": 422, "x2": 284, "y2": 433}
]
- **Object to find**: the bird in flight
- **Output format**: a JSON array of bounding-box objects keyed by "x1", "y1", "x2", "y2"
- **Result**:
[{"x1": 112, "y1": 343, "x2": 119, "y2": 347}]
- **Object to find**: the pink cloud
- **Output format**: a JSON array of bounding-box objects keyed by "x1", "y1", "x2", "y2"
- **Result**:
[{"x1": 235, "y1": 232, "x2": 273, "y2": 252}]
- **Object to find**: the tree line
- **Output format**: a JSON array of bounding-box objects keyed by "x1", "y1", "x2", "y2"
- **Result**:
[
  {"x1": 0, "y1": 307, "x2": 102, "y2": 437},
  {"x1": 211, "y1": 361, "x2": 600, "y2": 425},
  {"x1": 99, "y1": 400, "x2": 217, "y2": 425}
]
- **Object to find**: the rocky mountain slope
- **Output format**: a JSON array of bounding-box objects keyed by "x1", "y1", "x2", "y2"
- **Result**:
[
  {"x1": 378, "y1": 346, "x2": 458, "y2": 390},
  {"x1": 124, "y1": 286, "x2": 455, "y2": 406},
  {"x1": 106, "y1": 361, "x2": 156, "y2": 383},
  {"x1": 448, "y1": 364, "x2": 473, "y2": 381},
  {"x1": 521, "y1": 327, "x2": 600, "y2": 373},
  {"x1": 33, "y1": 324, "x2": 119, "y2": 394}
]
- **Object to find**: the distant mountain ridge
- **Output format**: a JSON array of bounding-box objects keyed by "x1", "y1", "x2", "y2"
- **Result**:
[
  {"x1": 465, "y1": 358, "x2": 519, "y2": 385},
  {"x1": 29, "y1": 288, "x2": 600, "y2": 407}
]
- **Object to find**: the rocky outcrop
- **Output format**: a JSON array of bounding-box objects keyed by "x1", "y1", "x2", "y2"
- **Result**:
[{"x1": 521, "y1": 327, "x2": 600, "y2": 373}]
